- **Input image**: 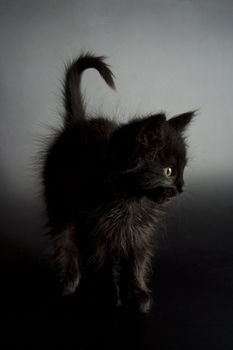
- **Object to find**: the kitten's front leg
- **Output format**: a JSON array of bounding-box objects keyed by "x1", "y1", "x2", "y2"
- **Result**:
[
  {"x1": 112, "y1": 256, "x2": 122, "y2": 306},
  {"x1": 51, "y1": 225, "x2": 81, "y2": 295},
  {"x1": 130, "y1": 254, "x2": 153, "y2": 313}
]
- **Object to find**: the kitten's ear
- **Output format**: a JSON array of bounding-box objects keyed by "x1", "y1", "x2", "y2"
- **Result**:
[
  {"x1": 138, "y1": 113, "x2": 166, "y2": 145},
  {"x1": 110, "y1": 114, "x2": 166, "y2": 167},
  {"x1": 168, "y1": 111, "x2": 196, "y2": 132}
]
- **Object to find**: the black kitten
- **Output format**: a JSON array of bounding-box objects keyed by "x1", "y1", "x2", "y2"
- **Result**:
[{"x1": 42, "y1": 53, "x2": 194, "y2": 313}]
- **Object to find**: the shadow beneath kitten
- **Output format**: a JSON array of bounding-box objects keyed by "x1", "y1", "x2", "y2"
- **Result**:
[
  {"x1": 1, "y1": 236, "x2": 233, "y2": 349},
  {"x1": 0, "y1": 240, "x2": 147, "y2": 349}
]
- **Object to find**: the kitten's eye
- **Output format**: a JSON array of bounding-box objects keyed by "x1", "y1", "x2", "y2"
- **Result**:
[{"x1": 164, "y1": 167, "x2": 172, "y2": 177}]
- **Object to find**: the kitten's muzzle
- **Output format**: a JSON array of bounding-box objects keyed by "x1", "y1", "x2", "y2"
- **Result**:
[
  {"x1": 141, "y1": 185, "x2": 178, "y2": 203},
  {"x1": 178, "y1": 186, "x2": 183, "y2": 193},
  {"x1": 176, "y1": 178, "x2": 184, "y2": 193}
]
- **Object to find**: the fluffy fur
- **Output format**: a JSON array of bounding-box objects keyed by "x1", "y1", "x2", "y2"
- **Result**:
[{"x1": 42, "y1": 53, "x2": 195, "y2": 313}]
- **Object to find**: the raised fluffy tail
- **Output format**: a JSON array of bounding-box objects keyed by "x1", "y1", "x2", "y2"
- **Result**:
[{"x1": 63, "y1": 53, "x2": 115, "y2": 125}]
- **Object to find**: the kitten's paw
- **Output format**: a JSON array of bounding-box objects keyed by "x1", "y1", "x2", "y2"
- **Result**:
[
  {"x1": 138, "y1": 298, "x2": 152, "y2": 313},
  {"x1": 116, "y1": 297, "x2": 122, "y2": 307},
  {"x1": 137, "y1": 294, "x2": 153, "y2": 313},
  {"x1": 62, "y1": 274, "x2": 81, "y2": 295}
]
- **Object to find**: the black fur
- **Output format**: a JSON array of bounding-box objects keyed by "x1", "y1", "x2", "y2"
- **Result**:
[{"x1": 42, "y1": 53, "x2": 195, "y2": 313}]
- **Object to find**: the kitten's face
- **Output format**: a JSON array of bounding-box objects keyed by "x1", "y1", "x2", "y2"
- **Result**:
[
  {"x1": 110, "y1": 112, "x2": 194, "y2": 203},
  {"x1": 154, "y1": 124, "x2": 187, "y2": 194}
]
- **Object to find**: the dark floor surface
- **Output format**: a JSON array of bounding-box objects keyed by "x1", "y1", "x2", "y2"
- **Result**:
[{"x1": 1, "y1": 237, "x2": 233, "y2": 350}]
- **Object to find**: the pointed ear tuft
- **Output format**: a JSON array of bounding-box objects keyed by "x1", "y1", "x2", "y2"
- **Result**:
[{"x1": 168, "y1": 110, "x2": 197, "y2": 132}]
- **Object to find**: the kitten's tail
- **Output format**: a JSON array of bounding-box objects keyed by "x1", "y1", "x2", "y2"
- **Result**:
[{"x1": 63, "y1": 53, "x2": 116, "y2": 125}]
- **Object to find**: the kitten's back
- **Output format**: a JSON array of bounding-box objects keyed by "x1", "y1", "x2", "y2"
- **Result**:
[{"x1": 42, "y1": 117, "x2": 116, "y2": 227}]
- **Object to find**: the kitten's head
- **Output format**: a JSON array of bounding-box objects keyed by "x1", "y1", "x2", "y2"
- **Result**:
[{"x1": 109, "y1": 111, "x2": 195, "y2": 203}]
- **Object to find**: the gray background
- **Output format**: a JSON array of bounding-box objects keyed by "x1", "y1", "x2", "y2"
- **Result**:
[{"x1": 0, "y1": 0, "x2": 233, "y2": 259}]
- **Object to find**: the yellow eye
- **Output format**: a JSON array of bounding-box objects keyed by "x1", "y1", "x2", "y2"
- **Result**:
[{"x1": 164, "y1": 167, "x2": 172, "y2": 177}]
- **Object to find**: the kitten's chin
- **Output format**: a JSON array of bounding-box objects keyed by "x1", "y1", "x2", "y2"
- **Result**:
[{"x1": 142, "y1": 186, "x2": 178, "y2": 204}]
